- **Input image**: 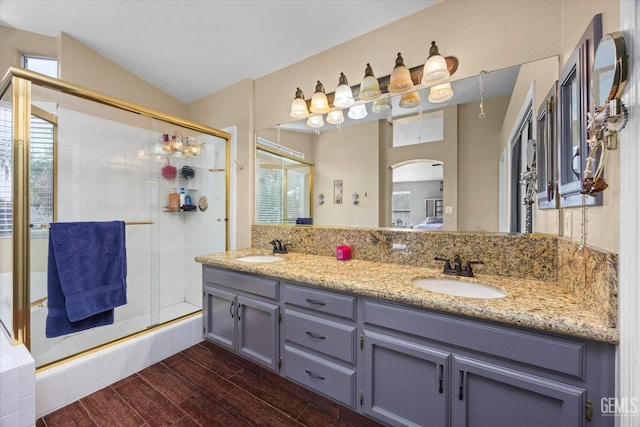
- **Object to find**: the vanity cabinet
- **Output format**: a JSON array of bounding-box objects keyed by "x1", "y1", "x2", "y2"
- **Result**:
[
  {"x1": 281, "y1": 283, "x2": 358, "y2": 408},
  {"x1": 202, "y1": 266, "x2": 280, "y2": 371},
  {"x1": 361, "y1": 299, "x2": 613, "y2": 427},
  {"x1": 201, "y1": 266, "x2": 615, "y2": 427}
]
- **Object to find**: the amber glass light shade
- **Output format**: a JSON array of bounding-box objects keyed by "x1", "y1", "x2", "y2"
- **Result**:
[
  {"x1": 290, "y1": 87, "x2": 309, "y2": 118},
  {"x1": 428, "y1": 82, "x2": 454, "y2": 103},
  {"x1": 359, "y1": 63, "x2": 382, "y2": 100},
  {"x1": 371, "y1": 99, "x2": 391, "y2": 115},
  {"x1": 310, "y1": 81, "x2": 330, "y2": 114},
  {"x1": 399, "y1": 91, "x2": 421, "y2": 109},
  {"x1": 388, "y1": 53, "x2": 414, "y2": 93}
]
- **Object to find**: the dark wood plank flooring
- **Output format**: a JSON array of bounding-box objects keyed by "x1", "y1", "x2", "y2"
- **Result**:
[{"x1": 36, "y1": 340, "x2": 383, "y2": 426}]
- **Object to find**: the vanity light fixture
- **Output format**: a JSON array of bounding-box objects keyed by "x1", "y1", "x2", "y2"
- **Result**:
[
  {"x1": 333, "y1": 72, "x2": 355, "y2": 108},
  {"x1": 421, "y1": 41, "x2": 450, "y2": 86},
  {"x1": 428, "y1": 82, "x2": 454, "y2": 103},
  {"x1": 399, "y1": 91, "x2": 421, "y2": 109},
  {"x1": 326, "y1": 110, "x2": 345, "y2": 127},
  {"x1": 318, "y1": 194, "x2": 325, "y2": 205},
  {"x1": 348, "y1": 104, "x2": 368, "y2": 120},
  {"x1": 310, "y1": 80, "x2": 330, "y2": 114},
  {"x1": 359, "y1": 63, "x2": 382, "y2": 100},
  {"x1": 290, "y1": 87, "x2": 309, "y2": 118},
  {"x1": 388, "y1": 52, "x2": 414, "y2": 93}
]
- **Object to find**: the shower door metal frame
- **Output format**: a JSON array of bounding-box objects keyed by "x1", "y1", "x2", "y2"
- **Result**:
[{"x1": 0, "y1": 66, "x2": 231, "y2": 350}]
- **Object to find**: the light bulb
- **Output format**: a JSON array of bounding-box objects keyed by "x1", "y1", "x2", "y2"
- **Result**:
[
  {"x1": 371, "y1": 99, "x2": 391, "y2": 115},
  {"x1": 399, "y1": 91, "x2": 421, "y2": 109},
  {"x1": 326, "y1": 110, "x2": 345, "y2": 125}
]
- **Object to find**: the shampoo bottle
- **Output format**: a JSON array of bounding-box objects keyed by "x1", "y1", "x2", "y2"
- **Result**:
[{"x1": 179, "y1": 187, "x2": 186, "y2": 209}]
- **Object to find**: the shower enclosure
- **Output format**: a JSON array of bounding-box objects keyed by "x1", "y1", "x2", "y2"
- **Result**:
[{"x1": 0, "y1": 67, "x2": 229, "y2": 368}]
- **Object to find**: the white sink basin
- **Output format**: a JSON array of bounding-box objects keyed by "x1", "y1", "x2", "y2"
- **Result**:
[
  {"x1": 235, "y1": 255, "x2": 284, "y2": 263},
  {"x1": 412, "y1": 278, "x2": 506, "y2": 299}
]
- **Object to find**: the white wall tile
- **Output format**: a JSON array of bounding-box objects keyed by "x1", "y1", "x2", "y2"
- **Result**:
[
  {"x1": 99, "y1": 345, "x2": 128, "y2": 387},
  {"x1": 20, "y1": 393, "x2": 35, "y2": 427},
  {"x1": 172, "y1": 319, "x2": 193, "y2": 353},
  {"x1": 151, "y1": 328, "x2": 173, "y2": 364},
  {"x1": 36, "y1": 367, "x2": 67, "y2": 417},
  {"x1": 65, "y1": 355, "x2": 100, "y2": 403},
  {"x1": 0, "y1": 410, "x2": 19, "y2": 427},
  {"x1": 0, "y1": 366, "x2": 19, "y2": 416},
  {"x1": 126, "y1": 335, "x2": 153, "y2": 375}
]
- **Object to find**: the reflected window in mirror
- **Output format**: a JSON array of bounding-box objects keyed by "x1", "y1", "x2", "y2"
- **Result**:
[
  {"x1": 536, "y1": 82, "x2": 558, "y2": 209},
  {"x1": 557, "y1": 13, "x2": 602, "y2": 207},
  {"x1": 255, "y1": 142, "x2": 313, "y2": 224},
  {"x1": 510, "y1": 108, "x2": 534, "y2": 233}
]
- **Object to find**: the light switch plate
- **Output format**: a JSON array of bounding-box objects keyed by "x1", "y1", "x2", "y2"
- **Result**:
[{"x1": 445, "y1": 206, "x2": 453, "y2": 214}]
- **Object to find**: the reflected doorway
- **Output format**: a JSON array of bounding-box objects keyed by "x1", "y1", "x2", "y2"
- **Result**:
[{"x1": 391, "y1": 160, "x2": 444, "y2": 229}]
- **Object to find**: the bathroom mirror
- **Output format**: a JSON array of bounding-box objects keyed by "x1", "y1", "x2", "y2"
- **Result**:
[
  {"x1": 592, "y1": 31, "x2": 628, "y2": 110},
  {"x1": 256, "y1": 56, "x2": 560, "y2": 232}
]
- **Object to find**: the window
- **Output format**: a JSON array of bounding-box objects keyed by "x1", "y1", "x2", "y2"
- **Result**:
[
  {"x1": 392, "y1": 191, "x2": 411, "y2": 227},
  {"x1": 22, "y1": 56, "x2": 58, "y2": 78},
  {"x1": 0, "y1": 104, "x2": 55, "y2": 237},
  {"x1": 255, "y1": 145, "x2": 312, "y2": 224}
]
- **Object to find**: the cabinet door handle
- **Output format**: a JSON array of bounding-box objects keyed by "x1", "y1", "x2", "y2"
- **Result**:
[
  {"x1": 305, "y1": 370, "x2": 325, "y2": 380},
  {"x1": 236, "y1": 303, "x2": 243, "y2": 321},
  {"x1": 305, "y1": 331, "x2": 326, "y2": 340},
  {"x1": 438, "y1": 364, "x2": 444, "y2": 394},
  {"x1": 305, "y1": 298, "x2": 326, "y2": 307},
  {"x1": 458, "y1": 370, "x2": 465, "y2": 401},
  {"x1": 229, "y1": 301, "x2": 235, "y2": 319}
]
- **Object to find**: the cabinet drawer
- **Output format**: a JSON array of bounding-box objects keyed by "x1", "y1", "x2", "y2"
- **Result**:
[
  {"x1": 283, "y1": 283, "x2": 356, "y2": 320},
  {"x1": 284, "y1": 309, "x2": 356, "y2": 364},
  {"x1": 203, "y1": 267, "x2": 278, "y2": 300},
  {"x1": 283, "y1": 345, "x2": 356, "y2": 408},
  {"x1": 363, "y1": 300, "x2": 586, "y2": 379}
]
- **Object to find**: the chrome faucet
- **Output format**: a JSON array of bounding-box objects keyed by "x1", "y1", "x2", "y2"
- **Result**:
[{"x1": 434, "y1": 255, "x2": 484, "y2": 277}]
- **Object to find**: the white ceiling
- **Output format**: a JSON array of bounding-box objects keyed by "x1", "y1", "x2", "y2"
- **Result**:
[{"x1": 0, "y1": 0, "x2": 437, "y2": 103}]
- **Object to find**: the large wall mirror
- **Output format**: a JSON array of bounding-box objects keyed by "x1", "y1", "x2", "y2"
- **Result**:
[{"x1": 255, "y1": 56, "x2": 560, "y2": 233}]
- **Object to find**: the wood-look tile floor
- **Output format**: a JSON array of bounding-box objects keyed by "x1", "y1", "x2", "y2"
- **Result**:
[{"x1": 36, "y1": 341, "x2": 383, "y2": 427}]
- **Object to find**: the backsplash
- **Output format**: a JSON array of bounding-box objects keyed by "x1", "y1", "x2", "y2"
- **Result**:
[
  {"x1": 252, "y1": 224, "x2": 618, "y2": 328},
  {"x1": 252, "y1": 225, "x2": 558, "y2": 281}
]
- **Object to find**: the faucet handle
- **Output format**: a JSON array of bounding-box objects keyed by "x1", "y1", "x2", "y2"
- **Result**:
[
  {"x1": 434, "y1": 257, "x2": 452, "y2": 270},
  {"x1": 465, "y1": 260, "x2": 484, "y2": 274}
]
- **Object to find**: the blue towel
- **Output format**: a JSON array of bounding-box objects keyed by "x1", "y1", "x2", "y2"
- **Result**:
[{"x1": 46, "y1": 221, "x2": 127, "y2": 338}]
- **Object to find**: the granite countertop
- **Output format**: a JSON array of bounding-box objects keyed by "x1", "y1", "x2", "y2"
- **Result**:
[{"x1": 195, "y1": 249, "x2": 619, "y2": 344}]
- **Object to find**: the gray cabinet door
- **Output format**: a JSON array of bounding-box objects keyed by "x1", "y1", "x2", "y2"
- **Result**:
[
  {"x1": 237, "y1": 295, "x2": 280, "y2": 371},
  {"x1": 362, "y1": 329, "x2": 450, "y2": 427},
  {"x1": 203, "y1": 285, "x2": 236, "y2": 350},
  {"x1": 451, "y1": 355, "x2": 586, "y2": 427}
]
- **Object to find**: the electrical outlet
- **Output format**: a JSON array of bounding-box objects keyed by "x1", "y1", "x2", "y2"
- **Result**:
[
  {"x1": 564, "y1": 211, "x2": 572, "y2": 238},
  {"x1": 445, "y1": 206, "x2": 454, "y2": 214}
]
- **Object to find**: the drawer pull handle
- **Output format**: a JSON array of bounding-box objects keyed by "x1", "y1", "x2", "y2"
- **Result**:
[
  {"x1": 305, "y1": 331, "x2": 326, "y2": 340},
  {"x1": 305, "y1": 299, "x2": 326, "y2": 306},
  {"x1": 305, "y1": 370, "x2": 325, "y2": 380}
]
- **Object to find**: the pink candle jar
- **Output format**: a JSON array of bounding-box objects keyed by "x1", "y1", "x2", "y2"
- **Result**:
[{"x1": 336, "y1": 245, "x2": 351, "y2": 260}]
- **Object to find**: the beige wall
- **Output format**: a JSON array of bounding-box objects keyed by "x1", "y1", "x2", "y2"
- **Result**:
[
  {"x1": 187, "y1": 79, "x2": 254, "y2": 248},
  {"x1": 256, "y1": 128, "x2": 314, "y2": 162},
  {"x1": 0, "y1": 25, "x2": 57, "y2": 78},
  {"x1": 458, "y1": 95, "x2": 510, "y2": 232},
  {"x1": 312, "y1": 121, "x2": 379, "y2": 227}
]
